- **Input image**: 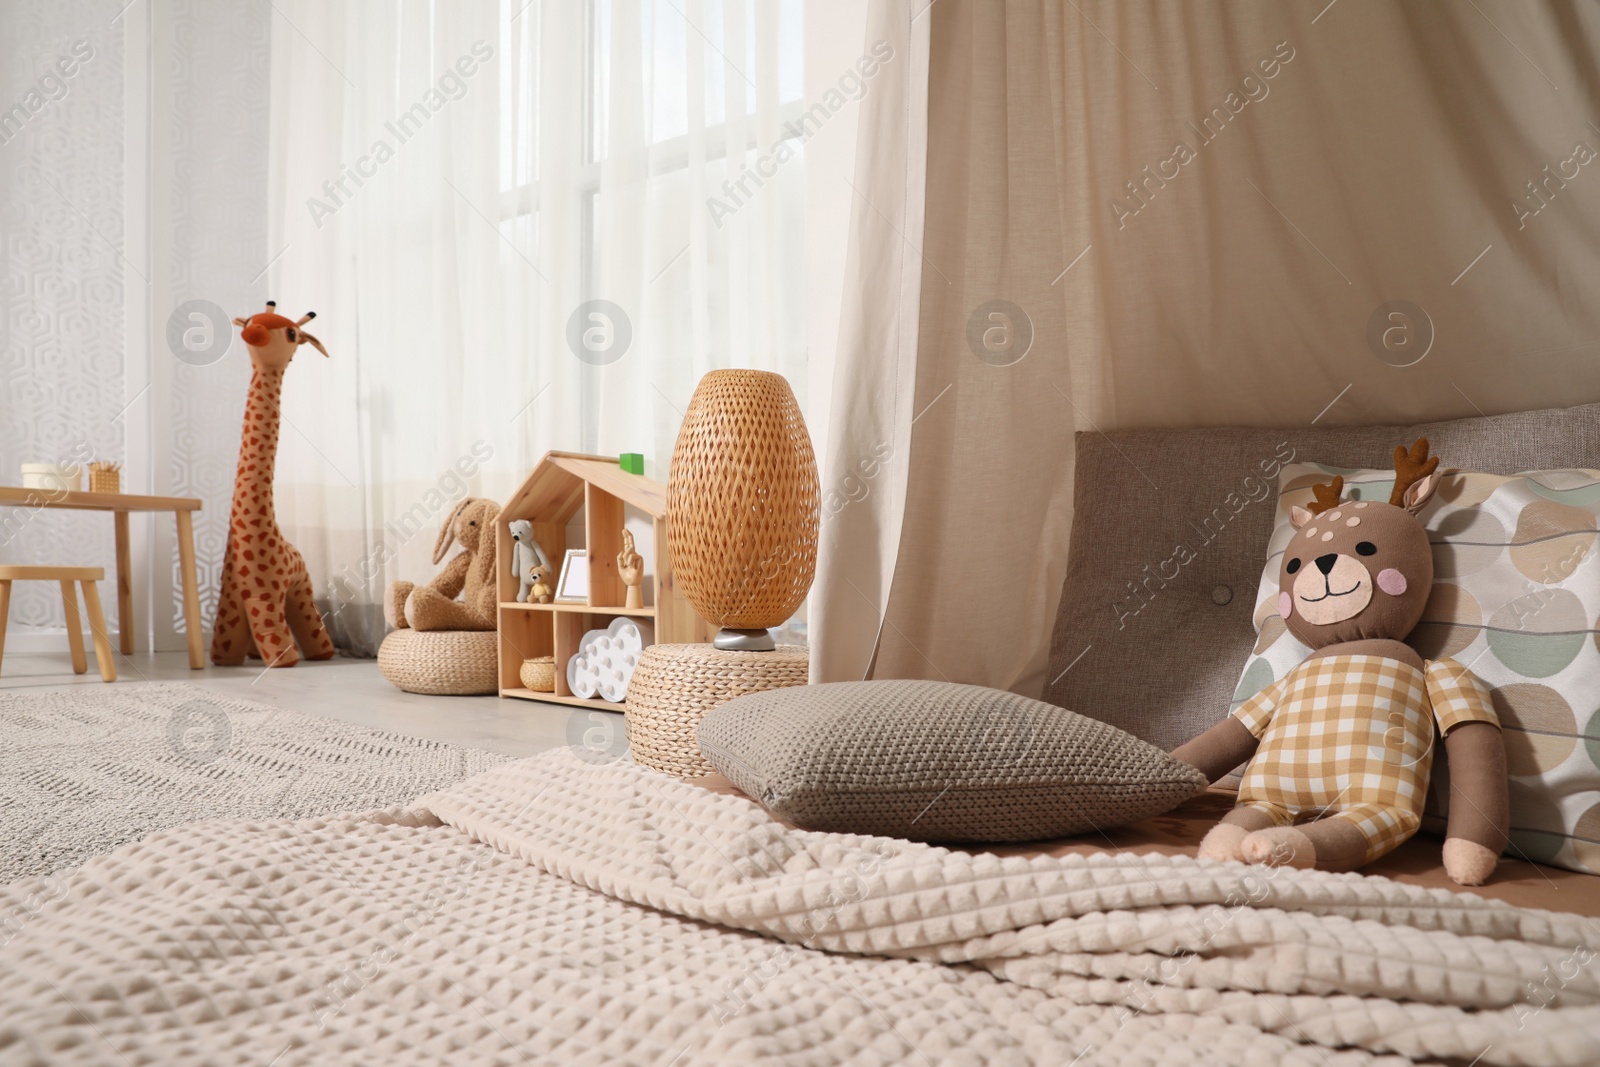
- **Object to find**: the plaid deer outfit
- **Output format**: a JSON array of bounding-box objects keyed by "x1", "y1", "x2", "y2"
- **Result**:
[{"x1": 1232, "y1": 654, "x2": 1499, "y2": 863}]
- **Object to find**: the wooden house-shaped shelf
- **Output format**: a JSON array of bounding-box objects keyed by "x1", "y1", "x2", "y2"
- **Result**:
[{"x1": 495, "y1": 452, "x2": 715, "y2": 708}]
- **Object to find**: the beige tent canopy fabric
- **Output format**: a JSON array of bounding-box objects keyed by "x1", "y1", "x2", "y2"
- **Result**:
[{"x1": 813, "y1": 0, "x2": 1600, "y2": 696}]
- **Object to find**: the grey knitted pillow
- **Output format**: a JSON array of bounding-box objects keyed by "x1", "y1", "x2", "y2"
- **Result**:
[{"x1": 696, "y1": 680, "x2": 1207, "y2": 843}]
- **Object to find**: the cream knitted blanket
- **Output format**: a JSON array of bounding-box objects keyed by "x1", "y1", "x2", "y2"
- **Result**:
[{"x1": 2, "y1": 750, "x2": 1596, "y2": 1065}]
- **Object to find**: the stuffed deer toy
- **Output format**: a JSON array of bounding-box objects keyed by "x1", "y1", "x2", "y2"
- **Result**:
[
  {"x1": 1174, "y1": 440, "x2": 1509, "y2": 885},
  {"x1": 384, "y1": 497, "x2": 500, "y2": 631}
]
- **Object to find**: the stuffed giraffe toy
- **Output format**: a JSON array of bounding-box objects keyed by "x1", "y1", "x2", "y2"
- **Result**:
[
  {"x1": 210, "y1": 302, "x2": 338, "y2": 668},
  {"x1": 1174, "y1": 440, "x2": 1509, "y2": 885}
]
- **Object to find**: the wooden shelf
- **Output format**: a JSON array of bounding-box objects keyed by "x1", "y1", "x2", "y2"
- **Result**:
[
  {"x1": 500, "y1": 601, "x2": 655, "y2": 616},
  {"x1": 495, "y1": 451, "x2": 716, "y2": 704},
  {"x1": 501, "y1": 687, "x2": 627, "y2": 711},
  {"x1": 582, "y1": 604, "x2": 655, "y2": 616}
]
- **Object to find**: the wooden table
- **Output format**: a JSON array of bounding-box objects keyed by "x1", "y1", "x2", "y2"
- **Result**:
[{"x1": 0, "y1": 487, "x2": 204, "y2": 669}]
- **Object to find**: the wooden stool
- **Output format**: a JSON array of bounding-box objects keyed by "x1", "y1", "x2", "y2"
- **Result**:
[{"x1": 0, "y1": 566, "x2": 117, "y2": 681}]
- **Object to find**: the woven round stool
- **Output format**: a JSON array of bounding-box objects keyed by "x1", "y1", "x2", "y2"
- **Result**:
[
  {"x1": 377, "y1": 629, "x2": 499, "y2": 695},
  {"x1": 625, "y1": 643, "x2": 808, "y2": 778}
]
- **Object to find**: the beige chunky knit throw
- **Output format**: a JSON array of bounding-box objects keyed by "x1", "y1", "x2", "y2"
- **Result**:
[{"x1": 2, "y1": 749, "x2": 1595, "y2": 1065}]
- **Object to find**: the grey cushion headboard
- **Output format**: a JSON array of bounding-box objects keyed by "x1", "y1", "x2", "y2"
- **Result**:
[{"x1": 1043, "y1": 402, "x2": 1600, "y2": 753}]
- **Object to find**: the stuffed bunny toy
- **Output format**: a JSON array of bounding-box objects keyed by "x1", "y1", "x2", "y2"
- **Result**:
[
  {"x1": 1173, "y1": 440, "x2": 1509, "y2": 885},
  {"x1": 384, "y1": 497, "x2": 500, "y2": 632}
]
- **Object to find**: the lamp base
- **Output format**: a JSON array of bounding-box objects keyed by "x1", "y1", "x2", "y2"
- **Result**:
[{"x1": 712, "y1": 627, "x2": 777, "y2": 652}]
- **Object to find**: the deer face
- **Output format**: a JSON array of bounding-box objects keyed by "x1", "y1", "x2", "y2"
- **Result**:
[
  {"x1": 1279, "y1": 441, "x2": 1441, "y2": 649},
  {"x1": 233, "y1": 302, "x2": 328, "y2": 372}
]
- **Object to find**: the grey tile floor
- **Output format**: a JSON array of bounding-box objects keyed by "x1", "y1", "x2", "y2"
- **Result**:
[{"x1": 0, "y1": 648, "x2": 601, "y2": 758}]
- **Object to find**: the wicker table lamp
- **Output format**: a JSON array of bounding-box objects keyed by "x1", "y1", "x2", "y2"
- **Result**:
[
  {"x1": 626, "y1": 370, "x2": 819, "y2": 778},
  {"x1": 665, "y1": 369, "x2": 820, "y2": 651}
]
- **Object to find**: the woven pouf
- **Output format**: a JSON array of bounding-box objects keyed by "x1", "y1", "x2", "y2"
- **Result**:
[
  {"x1": 625, "y1": 643, "x2": 808, "y2": 778},
  {"x1": 377, "y1": 629, "x2": 499, "y2": 696}
]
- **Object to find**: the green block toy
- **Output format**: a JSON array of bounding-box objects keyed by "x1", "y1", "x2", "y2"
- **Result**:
[{"x1": 619, "y1": 453, "x2": 644, "y2": 475}]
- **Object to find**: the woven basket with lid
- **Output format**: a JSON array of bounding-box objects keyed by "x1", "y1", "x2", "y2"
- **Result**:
[
  {"x1": 519, "y1": 656, "x2": 556, "y2": 692},
  {"x1": 625, "y1": 643, "x2": 809, "y2": 778}
]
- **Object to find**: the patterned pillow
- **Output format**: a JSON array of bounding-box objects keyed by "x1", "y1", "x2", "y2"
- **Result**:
[
  {"x1": 1233, "y1": 462, "x2": 1600, "y2": 874},
  {"x1": 696, "y1": 680, "x2": 1206, "y2": 843}
]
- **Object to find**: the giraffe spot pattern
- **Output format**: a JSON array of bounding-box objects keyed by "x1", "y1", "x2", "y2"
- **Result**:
[{"x1": 209, "y1": 370, "x2": 336, "y2": 668}]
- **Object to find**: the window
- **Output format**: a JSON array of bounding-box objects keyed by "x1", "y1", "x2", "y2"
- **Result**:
[{"x1": 495, "y1": 0, "x2": 808, "y2": 385}]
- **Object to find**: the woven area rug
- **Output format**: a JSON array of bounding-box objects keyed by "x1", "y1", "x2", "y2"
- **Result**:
[{"x1": 0, "y1": 682, "x2": 512, "y2": 883}]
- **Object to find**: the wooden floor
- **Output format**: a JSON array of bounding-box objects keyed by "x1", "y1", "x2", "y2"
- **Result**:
[{"x1": 0, "y1": 649, "x2": 601, "y2": 758}]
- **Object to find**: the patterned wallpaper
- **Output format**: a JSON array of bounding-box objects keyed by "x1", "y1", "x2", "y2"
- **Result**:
[
  {"x1": 0, "y1": 0, "x2": 126, "y2": 631},
  {"x1": 0, "y1": 0, "x2": 269, "y2": 640}
]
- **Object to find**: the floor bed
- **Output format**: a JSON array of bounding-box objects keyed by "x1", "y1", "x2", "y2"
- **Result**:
[
  {"x1": 5, "y1": 752, "x2": 1597, "y2": 1066},
  {"x1": 693, "y1": 774, "x2": 1600, "y2": 918}
]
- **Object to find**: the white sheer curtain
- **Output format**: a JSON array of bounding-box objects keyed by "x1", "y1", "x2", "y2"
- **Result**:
[{"x1": 262, "y1": 0, "x2": 806, "y2": 653}]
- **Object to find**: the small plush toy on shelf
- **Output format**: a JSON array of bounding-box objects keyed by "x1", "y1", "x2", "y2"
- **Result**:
[
  {"x1": 508, "y1": 519, "x2": 552, "y2": 603},
  {"x1": 1173, "y1": 439, "x2": 1509, "y2": 885},
  {"x1": 525, "y1": 563, "x2": 553, "y2": 604}
]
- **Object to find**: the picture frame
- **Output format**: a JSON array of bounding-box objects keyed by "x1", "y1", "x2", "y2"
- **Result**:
[{"x1": 554, "y1": 549, "x2": 590, "y2": 603}]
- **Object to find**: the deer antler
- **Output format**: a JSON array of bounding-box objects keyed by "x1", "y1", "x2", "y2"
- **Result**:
[
  {"x1": 1306, "y1": 476, "x2": 1344, "y2": 515},
  {"x1": 1389, "y1": 437, "x2": 1439, "y2": 507}
]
